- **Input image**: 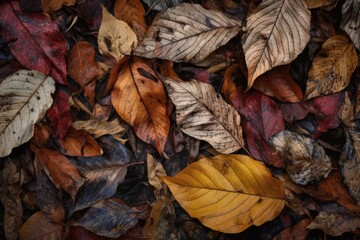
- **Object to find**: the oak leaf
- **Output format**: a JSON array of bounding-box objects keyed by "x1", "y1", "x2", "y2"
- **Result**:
[
  {"x1": 341, "y1": 0, "x2": 360, "y2": 50},
  {"x1": 0, "y1": 70, "x2": 55, "y2": 157},
  {"x1": 305, "y1": 35, "x2": 358, "y2": 100},
  {"x1": 242, "y1": 0, "x2": 310, "y2": 89},
  {"x1": 164, "y1": 78, "x2": 244, "y2": 154},
  {"x1": 163, "y1": 154, "x2": 285, "y2": 233},
  {"x1": 134, "y1": 3, "x2": 242, "y2": 63},
  {"x1": 111, "y1": 57, "x2": 170, "y2": 154}
]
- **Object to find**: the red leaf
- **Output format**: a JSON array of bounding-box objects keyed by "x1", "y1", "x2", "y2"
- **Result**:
[
  {"x1": 0, "y1": 1, "x2": 67, "y2": 85},
  {"x1": 47, "y1": 89, "x2": 72, "y2": 139}
]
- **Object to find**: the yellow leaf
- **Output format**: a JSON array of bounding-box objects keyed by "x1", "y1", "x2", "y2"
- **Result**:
[{"x1": 163, "y1": 154, "x2": 285, "y2": 233}]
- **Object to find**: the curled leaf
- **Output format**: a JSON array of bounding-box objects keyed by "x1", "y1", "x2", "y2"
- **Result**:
[{"x1": 341, "y1": 0, "x2": 360, "y2": 50}]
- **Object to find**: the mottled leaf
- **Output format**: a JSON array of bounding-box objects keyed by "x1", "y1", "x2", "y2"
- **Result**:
[
  {"x1": 0, "y1": 70, "x2": 55, "y2": 157},
  {"x1": 134, "y1": 3, "x2": 242, "y2": 63},
  {"x1": 163, "y1": 154, "x2": 285, "y2": 233},
  {"x1": 341, "y1": 0, "x2": 360, "y2": 50},
  {"x1": 164, "y1": 78, "x2": 244, "y2": 154}
]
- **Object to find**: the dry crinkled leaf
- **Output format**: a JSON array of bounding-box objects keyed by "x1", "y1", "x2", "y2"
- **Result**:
[
  {"x1": 164, "y1": 78, "x2": 244, "y2": 154},
  {"x1": 147, "y1": 153, "x2": 167, "y2": 191},
  {"x1": 143, "y1": 0, "x2": 184, "y2": 11},
  {"x1": 304, "y1": 35, "x2": 358, "y2": 100},
  {"x1": 19, "y1": 211, "x2": 64, "y2": 240},
  {"x1": 341, "y1": 0, "x2": 360, "y2": 50},
  {"x1": 242, "y1": 0, "x2": 310, "y2": 90},
  {"x1": 269, "y1": 130, "x2": 332, "y2": 185},
  {"x1": 0, "y1": 70, "x2": 55, "y2": 157},
  {"x1": 307, "y1": 211, "x2": 360, "y2": 236},
  {"x1": 111, "y1": 57, "x2": 170, "y2": 154},
  {"x1": 163, "y1": 154, "x2": 285, "y2": 233},
  {"x1": 98, "y1": 6, "x2": 138, "y2": 62},
  {"x1": 133, "y1": 3, "x2": 242, "y2": 63},
  {"x1": 42, "y1": 0, "x2": 75, "y2": 12}
]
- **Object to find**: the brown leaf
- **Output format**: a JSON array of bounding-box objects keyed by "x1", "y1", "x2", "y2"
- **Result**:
[
  {"x1": 341, "y1": 0, "x2": 360, "y2": 50},
  {"x1": 111, "y1": 57, "x2": 170, "y2": 154},
  {"x1": 269, "y1": 130, "x2": 332, "y2": 185},
  {"x1": 221, "y1": 64, "x2": 241, "y2": 102},
  {"x1": 114, "y1": 0, "x2": 148, "y2": 41},
  {"x1": 306, "y1": 0, "x2": 338, "y2": 9},
  {"x1": 146, "y1": 153, "x2": 167, "y2": 192},
  {"x1": 274, "y1": 218, "x2": 312, "y2": 240},
  {"x1": 253, "y1": 65, "x2": 303, "y2": 103},
  {"x1": 31, "y1": 145, "x2": 85, "y2": 200},
  {"x1": 134, "y1": 3, "x2": 242, "y2": 63},
  {"x1": 41, "y1": 0, "x2": 75, "y2": 12},
  {"x1": 57, "y1": 127, "x2": 103, "y2": 157},
  {"x1": 305, "y1": 35, "x2": 358, "y2": 100}
]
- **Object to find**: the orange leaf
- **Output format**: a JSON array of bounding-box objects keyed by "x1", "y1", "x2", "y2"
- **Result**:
[
  {"x1": 31, "y1": 145, "x2": 85, "y2": 200},
  {"x1": 111, "y1": 57, "x2": 170, "y2": 153},
  {"x1": 221, "y1": 64, "x2": 240, "y2": 102}
]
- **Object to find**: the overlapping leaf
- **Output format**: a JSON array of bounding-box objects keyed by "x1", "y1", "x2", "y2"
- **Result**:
[
  {"x1": 164, "y1": 78, "x2": 244, "y2": 154},
  {"x1": 0, "y1": 70, "x2": 55, "y2": 157},
  {"x1": 163, "y1": 154, "x2": 285, "y2": 233},
  {"x1": 242, "y1": 0, "x2": 310, "y2": 89},
  {"x1": 341, "y1": 0, "x2": 360, "y2": 50},
  {"x1": 134, "y1": 3, "x2": 242, "y2": 63},
  {"x1": 111, "y1": 57, "x2": 170, "y2": 153},
  {"x1": 305, "y1": 35, "x2": 358, "y2": 100}
]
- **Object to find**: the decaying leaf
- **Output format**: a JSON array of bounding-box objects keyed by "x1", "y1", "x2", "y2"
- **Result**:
[
  {"x1": 242, "y1": 0, "x2": 310, "y2": 89},
  {"x1": 147, "y1": 153, "x2": 167, "y2": 191},
  {"x1": 307, "y1": 211, "x2": 360, "y2": 236},
  {"x1": 305, "y1": 35, "x2": 358, "y2": 100},
  {"x1": 274, "y1": 218, "x2": 311, "y2": 240},
  {"x1": 19, "y1": 211, "x2": 64, "y2": 240},
  {"x1": 73, "y1": 199, "x2": 139, "y2": 238},
  {"x1": 163, "y1": 154, "x2": 285, "y2": 233},
  {"x1": 134, "y1": 3, "x2": 242, "y2": 63},
  {"x1": 269, "y1": 130, "x2": 332, "y2": 185},
  {"x1": 42, "y1": 0, "x2": 76, "y2": 12},
  {"x1": 111, "y1": 57, "x2": 170, "y2": 153},
  {"x1": 164, "y1": 78, "x2": 244, "y2": 154},
  {"x1": 0, "y1": 70, "x2": 55, "y2": 157},
  {"x1": 142, "y1": 0, "x2": 184, "y2": 11},
  {"x1": 31, "y1": 145, "x2": 86, "y2": 200},
  {"x1": 98, "y1": 6, "x2": 138, "y2": 62},
  {"x1": 341, "y1": 0, "x2": 360, "y2": 50},
  {"x1": 306, "y1": 0, "x2": 338, "y2": 9}
]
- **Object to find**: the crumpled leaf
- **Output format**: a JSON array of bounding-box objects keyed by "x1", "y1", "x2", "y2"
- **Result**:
[
  {"x1": 142, "y1": 0, "x2": 184, "y2": 11},
  {"x1": 269, "y1": 130, "x2": 332, "y2": 185},
  {"x1": 242, "y1": 0, "x2": 310, "y2": 89},
  {"x1": 42, "y1": 0, "x2": 76, "y2": 12},
  {"x1": 0, "y1": 1, "x2": 67, "y2": 85},
  {"x1": 31, "y1": 145, "x2": 86, "y2": 201},
  {"x1": 114, "y1": 0, "x2": 148, "y2": 41},
  {"x1": 304, "y1": 35, "x2": 358, "y2": 100},
  {"x1": 111, "y1": 57, "x2": 170, "y2": 154},
  {"x1": 73, "y1": 199, "x2": 139, "y2": 238},
  {"x1": 19, "y1": 211, "x2": 64, "y2": 240},
  {"x1": 341, "y1": 0, "x2": 360, "y2": 50},
  {"x1": 164, "y1": 78, "x2": 244, "y2": 154},
  {"x1": 307, "y1": 211, "x2": 360, "y2": 236},
  {"x1": 134, "y1": 3, "x2": 242, "y2": 63},
  {"x1": 98, "y1": 6, "x2": 138, "y2": 62},
  {"x1": 147, "y1": 153, "x2": 167, "y2": 191},
  {"x1": 0, "y1": 70, "x2": 55, "y2": 157},
  {"x1": 163, "y1": 154, "x2": 285, "y2": 233}
]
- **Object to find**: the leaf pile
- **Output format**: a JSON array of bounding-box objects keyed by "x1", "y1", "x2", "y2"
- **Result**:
[{"x1": 1, "y1": 0, "x2": 360, "y2": 239}]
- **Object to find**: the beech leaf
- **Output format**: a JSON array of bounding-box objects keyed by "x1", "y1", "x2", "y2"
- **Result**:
[
  {"x1": 304, "y1": 35, "x2": 358, "y2": 100},
  {"x1": 0, "y1": 70, "x2": 55, "y2": 157},
  {"x1": 242, "y1": 0, "x2": 310, "y2": 89},
  {"x1": 133, "y1": 3, "x2": 242, "y2": 63},
  {"x1": 111, "y1": 57, "x2": 170, "y2": 154},
  {"x1": 269, "y1": 130, "x2": 332, "y2": 185},
  {"x1": 341, "y1": 0, "x2": 360, "y2": 50},
  {"x1": 163, "y1": 154, "x2": 285, "y2": 233},
  {"x1": 164, "y1": 78, "x2": 244, "y2": 154}
]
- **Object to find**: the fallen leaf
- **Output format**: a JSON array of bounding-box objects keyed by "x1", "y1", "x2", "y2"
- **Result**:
[
  {"x1": 0, "y1": 70, "x2": 55, "y2": 157},
  {"x1": 41, "y1": 0, "x2": 76, "y2": 12},
  {"x1": 269, "y1": 130, "x2": 332, "y2": 185},
  {"x1": 274, "y1": 218, "x2": 311, "y2": 240},
  {"x1": 19, "y1": 211, "x2": 64, "y2": 240},
  {"x1": 164, "y1": 78, "x2": 244, "y2": 154},
  {"x1": 111, "y1": 57, "x2": 170, "y2": 154},
  {"x1": 133, "y1": 3, "x2": 242, "y2": 63},
  {"x1": 253, "y1": 65, "x2": 303, "y2": 103},
  {"x1": 163, "y1": 154, "x2": 285, "y2": 233},
  {"x1": 72, "y1": 199, "x2": 139, "y2": 238},
  {"x1": 242, "y1": 0, "x2": 310, "y2": 89},
  {"x1": 0, "y1": 1, "x2": 67, "y2": 84},
  {"x1": 221, "y1": 64, "x2": 240, "y2": 102},
  {"x1": 31, "y1": 145, "x2": 86, "y2": 200},
  {"x1": 98, "y1": 6, "x2": 138, "y2": 62},
  {"x1": 147, "y1": 153, "x2": 167, "y2": 191},
  {"x1": 307, "y1": 211, "x2": 360, "y2": 236},
  {"x1": 142, "y1": 0, "x2": 184, "y2": 11},
  {"x1": 57, "y1": 127, "x2": 103, "y2": 157},
  {"x1": 341, "y1": 0, "x2": 360, "y2": 50},
  {"x1": 306, "y1": 0, "x2": 338, "y2": 9},
  {"x1": 304, "y1": 35, "x2": 358, "y2": 100},
  {"x1": 114, "y1": 0, "x2": 148, "y2": 41}
]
